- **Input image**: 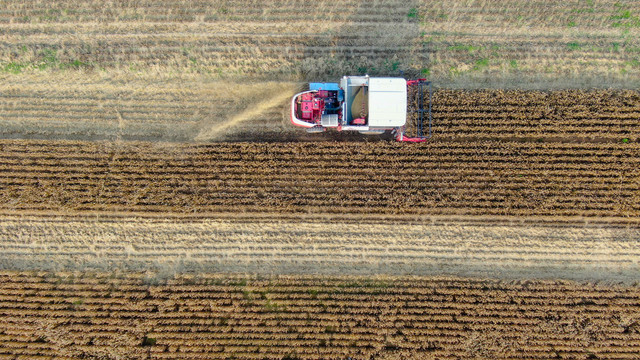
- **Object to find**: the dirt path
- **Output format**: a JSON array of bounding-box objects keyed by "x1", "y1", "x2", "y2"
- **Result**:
[{"x1": 1, "y1": 214, "x2": 638, "y2": 283}]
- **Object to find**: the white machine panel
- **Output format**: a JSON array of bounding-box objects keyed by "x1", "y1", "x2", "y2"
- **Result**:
[
  {"x1": 368, "y1": 78, "x2": 407, "y2": 128},
  {"x1": 321, "y1": 114, "x2": 339, "y2": 127}
]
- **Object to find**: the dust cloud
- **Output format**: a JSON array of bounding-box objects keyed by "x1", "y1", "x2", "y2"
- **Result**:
[{"x1": 195, "y1": 83, "x2": 299, "y2": 141}]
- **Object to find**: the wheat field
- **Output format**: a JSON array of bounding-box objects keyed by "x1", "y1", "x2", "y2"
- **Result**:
[
  {"x1": 2, "y1": 139, "x2": 639, "y2": 218},
  {"x1": 1, "y1": 0, "x2": 639, "y2": 87},
  {"x1": 1, "y1": 271, "x2": 639, "y2": 359},
  {"x1": 2, "y1": 1, "x2": 640, "y2": 357}
]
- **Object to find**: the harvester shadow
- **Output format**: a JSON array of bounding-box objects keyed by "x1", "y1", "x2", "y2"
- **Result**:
[
  {"x1": 294, "y1": 0, "x2": 425, "y2": 142},
  {"x1": 299, "y1": 0, "x2": 424, "y2": 81},
  {"x1": 220, "y1": 1, "x2": 427, "y2": 143}
]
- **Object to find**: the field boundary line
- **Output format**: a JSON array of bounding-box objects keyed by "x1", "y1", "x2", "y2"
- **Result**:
[{"x1": 1, "y1": 210, "x2": 638, "y2": 228}]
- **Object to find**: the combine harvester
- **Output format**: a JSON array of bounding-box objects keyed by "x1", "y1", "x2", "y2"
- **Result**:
[{"x1": 291, "y1": 75, "x2": 432, "y2": 142}]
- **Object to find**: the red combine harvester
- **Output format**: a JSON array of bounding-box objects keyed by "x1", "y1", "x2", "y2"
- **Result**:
[{"x1": 291, "y1": 75, "x2": 432, "y2": 142}]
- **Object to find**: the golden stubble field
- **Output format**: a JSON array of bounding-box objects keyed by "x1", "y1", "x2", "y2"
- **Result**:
[
  {"x1": 2, "y1": 0, "x2": 639, "y2": 86},
  {"x1": 1, "y1": 215, "x2": 639, "y2": 283}
]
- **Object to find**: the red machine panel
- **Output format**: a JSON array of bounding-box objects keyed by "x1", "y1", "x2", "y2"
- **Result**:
[
  {"x1": 294, "y1": 90, "x2": 340, "y2": 125},
  {"x1": 301, "y1": 101, "x2": 313, "y2": 119}
]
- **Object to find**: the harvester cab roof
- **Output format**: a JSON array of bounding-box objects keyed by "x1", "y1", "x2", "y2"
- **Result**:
[{"x1": 291, "y1": 75, "x2": 432, "y2": 142}]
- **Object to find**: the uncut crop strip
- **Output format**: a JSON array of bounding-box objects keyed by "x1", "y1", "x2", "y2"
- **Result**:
[
  {"x1": 423, "y1": 89, "x2": 640, "y2": 141},
  {"x1": 1, "y1": 139, "x2": 639, "y2": 219},
  {"x1": 0, "y1": 271, "x2": 639, "y2": 360},
  {"x1": 1, "y1": 215, "x2": 639, "y2": 282}
]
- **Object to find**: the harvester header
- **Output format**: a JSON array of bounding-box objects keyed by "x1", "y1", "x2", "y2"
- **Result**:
[{"x1": 291, "y1": 76, "x2": 432, "y2": 142}]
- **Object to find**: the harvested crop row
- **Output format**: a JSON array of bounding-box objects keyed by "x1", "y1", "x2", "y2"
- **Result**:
[
  {"x1": 0, "y1": 80, "x2": 301, "y2": 142},
  {"x1": 3, "y1": 0, "x2": 640, "y2": 87},
  {"x1": 0, "y1": 271, "x2": 639, "y2": 360},
  {"x1": 1, "y1": 215, "x2": 639, "y2": 281},
  {"x1": 1, "y1": 139, "x2": 639, "y2": 220},
  {"x1": 0, "y1": 0, "x2": 418, "y2": 80}
]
